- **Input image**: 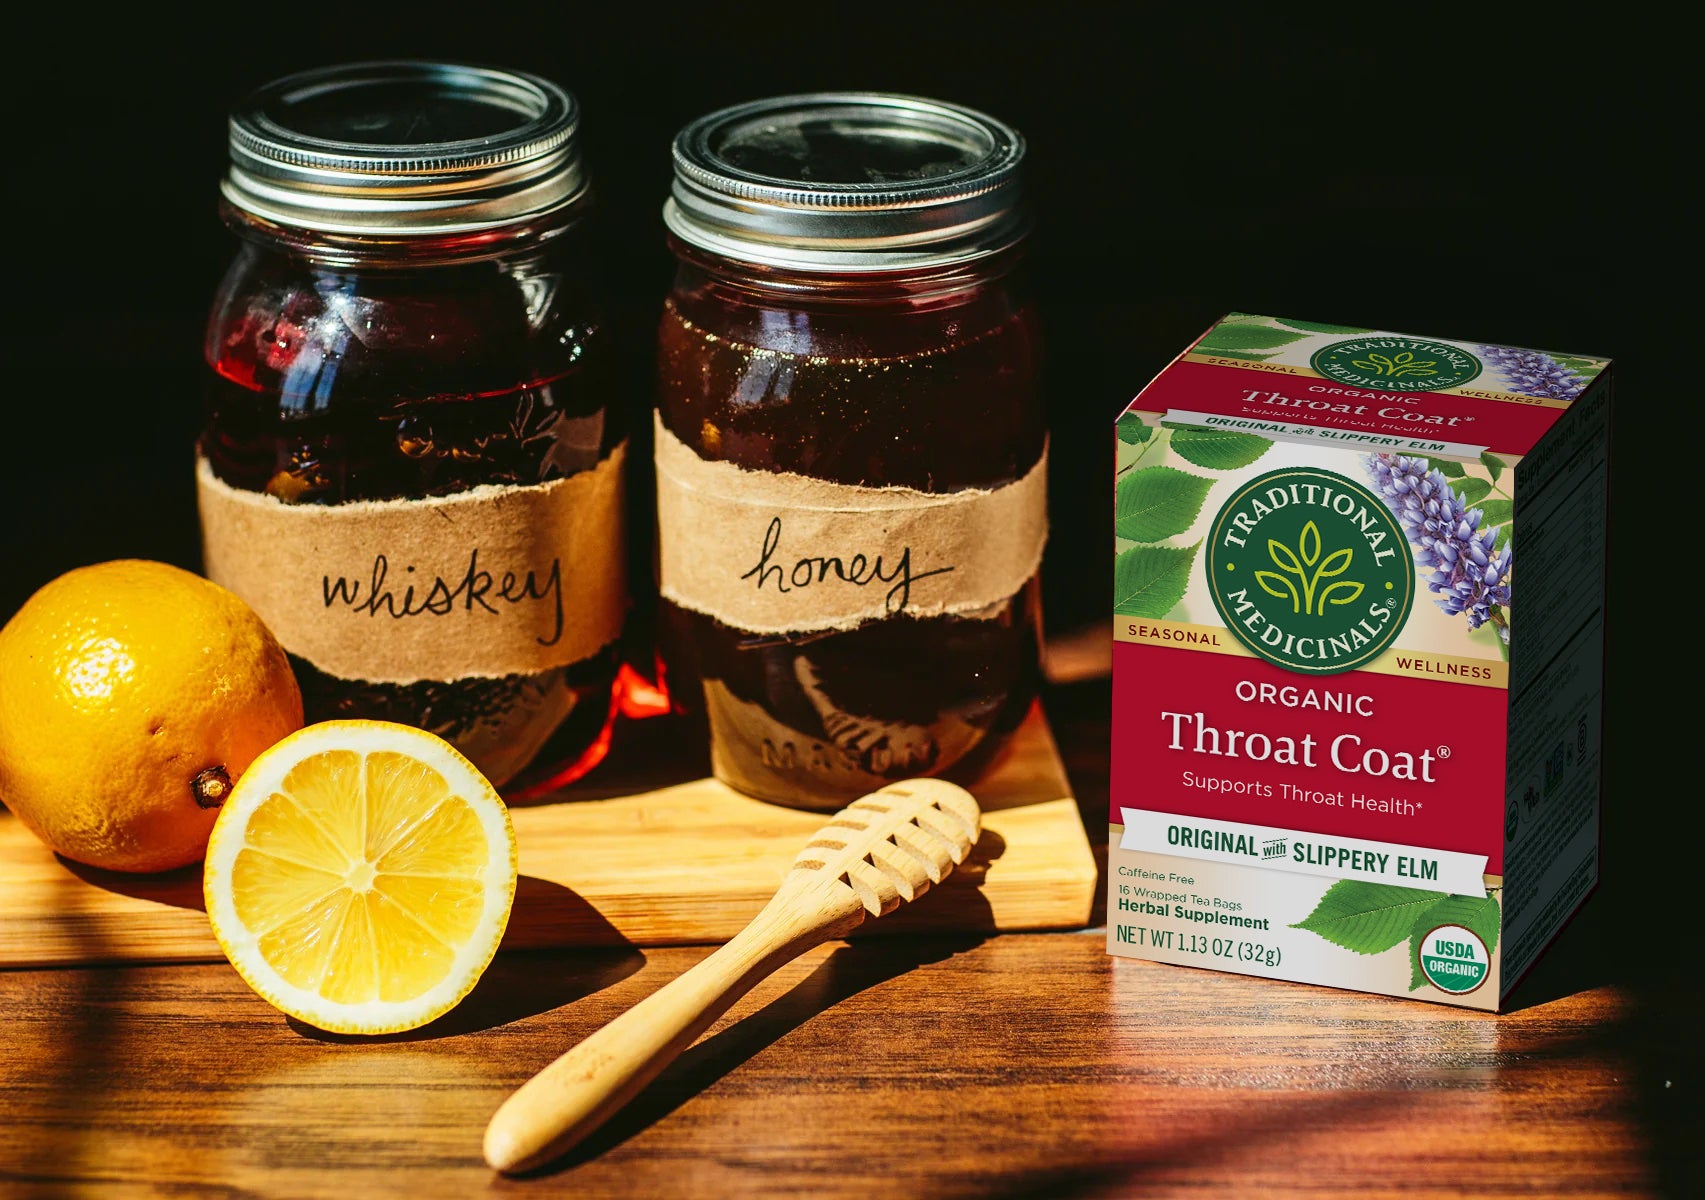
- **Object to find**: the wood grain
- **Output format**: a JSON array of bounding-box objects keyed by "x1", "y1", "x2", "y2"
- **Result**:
[
  {"x1": 484, "y1": 780, "x2": 981, "y2": 1171},
  {"x1": 0, "y1": 703, "x2": 1094, "y2": 967},
  {"x1": 0, "y1": 933, "x2": 1678, "y2": 1198},
  {"x1": 0, "y1": 678, "x2": 1695, "y2": 1197}
]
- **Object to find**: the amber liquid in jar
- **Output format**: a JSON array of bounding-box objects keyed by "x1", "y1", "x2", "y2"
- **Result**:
[
  {"x1": 656, "y1": 248, "x2": 1045, "y2": 807},
  {"x1": 202, "y1": 219, "x2": 623, "y2": 787}
]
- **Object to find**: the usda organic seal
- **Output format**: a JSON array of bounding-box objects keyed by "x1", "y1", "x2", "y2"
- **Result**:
[{"x1": 1417, "y1": 923, "x2": 1491, "y2": 994}]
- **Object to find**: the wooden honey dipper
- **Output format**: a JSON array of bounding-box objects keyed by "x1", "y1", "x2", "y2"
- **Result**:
[{"x1": 483, "y1": 778, "x2": 981, "y2": 1174}]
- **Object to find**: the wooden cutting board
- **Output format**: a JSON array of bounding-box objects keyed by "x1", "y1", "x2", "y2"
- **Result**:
[{"x1": 0, "y1": 704, "x2": 1095, "y2": 967}]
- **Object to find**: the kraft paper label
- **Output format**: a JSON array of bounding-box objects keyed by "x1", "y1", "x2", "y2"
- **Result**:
[
  {"x1": 196, "y1": 443, "x2": 627, "y2": 684},
  {"x1": 655, "y1": 416, "x2": 1047, "y2": 635}
]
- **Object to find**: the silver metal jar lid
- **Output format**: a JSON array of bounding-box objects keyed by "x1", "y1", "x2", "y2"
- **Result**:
[
  {"x1": 223, "y1": 61, "x2": 587, "y2": 236},
  {"x1": 665, "y1": 92, "x2": 1027, "y2": 272}
]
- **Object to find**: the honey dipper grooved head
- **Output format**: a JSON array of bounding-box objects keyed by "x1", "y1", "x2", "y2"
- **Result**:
[
  {"x1": 478, "y1": 777, "x2": 982, "y2": 1176},
  {"x1": 790, "y1": 779, "x2": 980, "y2": 918}
]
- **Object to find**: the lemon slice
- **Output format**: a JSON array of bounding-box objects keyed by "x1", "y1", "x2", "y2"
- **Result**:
[{"x1": 204, "y1": 720, "x2": 518, "y2": 1034}]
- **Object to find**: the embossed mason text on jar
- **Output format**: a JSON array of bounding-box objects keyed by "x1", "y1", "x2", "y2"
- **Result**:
[
  {"x1": 656, "y1": 92, "x2": 1047, "y2": 809},
  {"x1": 198, "y1": 62, "x2": 626, "y2": 788}
]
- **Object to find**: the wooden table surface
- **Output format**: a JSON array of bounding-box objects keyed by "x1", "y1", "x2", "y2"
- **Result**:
[{"x1": 2, "y1": 680, "x2": 1698, "y2": 1198}]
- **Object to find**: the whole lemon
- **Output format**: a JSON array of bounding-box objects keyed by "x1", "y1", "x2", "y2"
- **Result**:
[{"x1": 0, "y1": 560, "x2": 303, "y2": 872}]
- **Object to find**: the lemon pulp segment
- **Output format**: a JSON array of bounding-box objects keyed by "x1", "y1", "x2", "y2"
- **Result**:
[{"x1": 229, "y1": 748, "x2": 492, "y2": 1006}]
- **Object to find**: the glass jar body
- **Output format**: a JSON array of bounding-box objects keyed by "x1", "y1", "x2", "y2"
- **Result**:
[
  {"x1": 200, "y1": 210, "x2": 625, "y2": 789},
  {"x1": 655, "y1": 243, "x2": 1046, "y2": 809}
]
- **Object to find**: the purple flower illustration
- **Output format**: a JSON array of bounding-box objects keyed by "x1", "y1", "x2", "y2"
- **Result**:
[
  {"x1": 1364, "y1": 454, "x2": 1511, "y2": 643},
  {"x1": 1478, "y1": 344, "x2": 1587, "y2": 401}
]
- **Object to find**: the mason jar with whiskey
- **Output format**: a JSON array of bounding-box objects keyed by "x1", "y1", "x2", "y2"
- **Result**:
[{"x1": 198, "y1": 62, "x2": 626, "y2": 788}]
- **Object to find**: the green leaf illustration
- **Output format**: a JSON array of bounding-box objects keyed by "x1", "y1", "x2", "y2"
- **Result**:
[
  {"x1": 1455, "y1": 477, "x2": 1493, "y2": 505},
  {"x1": 1267, "y1": 538, "x2": 1305, "y2": 576},
  {"x1": 1408, "y1": 893, "x2": 1501, "y2": 990},
  {"x1": 1318, "y1": 579, "x2": 1365, "y2": 607},
  {"x1": 1352, "y1": 351, "x2": 1438, "y2": 380},
  {"x1": 1479, "y1": 499, "x2": 1514, "y2": 528},
  {"x1": 1195, "y1": 348, "x2": 1277, "y2": 362},
  {"x1": 1197, "y1": 325, "x2": 1307, "y2": 352},
  {"x1": 1316, "y1": 547, "x2": 1353, "y2": 580},
  {"x1": 1254, "y1": 569, "x2": 1301, "y2": 610},
  {"x1": 1166, "y1": 425, "x2": 1274, "y2": 469},
  {"x1": 1274, "y1": 318, "x2": 1370, "y2": 334},
  {"x1": 1116, "y1": 412, "x2": 1152, "y2": 445},
  {"x1": 1425, "y1": 893, "x2": 1501, "y2": 953},
  {"x1": 1480, "y1": 450, "x2": 1506, "y2": 483},
  {"x1": 1115, "y1": 466, "x2": 1214, "y2": 543},
  {"x1": 1494, "y1": 526, "x2": 1512, "y2": 552},
  {"x1": 1259, "y1": 521, "x2": 1361, "y2": 615},
  {"x1": 1300, "y1": 521, "x2": 1323, "y2": 567},
  {"x1": 1434, "y1": 459, "x2": 1467, "y2": 478},
  {"x1": 1114, "y1": 542, "x2": 1200, "y2": 618},
  {"x1": 1290, "y1": 880, "x2": 1449, "y2": 955}
]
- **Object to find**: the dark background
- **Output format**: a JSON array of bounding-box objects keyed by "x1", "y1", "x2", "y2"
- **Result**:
[
  {"x1": 4, "y1": 6, "x2": 1668, "y2": 631},
  {"x1": 2, "y1": 4, "x2": 1693, "y2": 1175}
]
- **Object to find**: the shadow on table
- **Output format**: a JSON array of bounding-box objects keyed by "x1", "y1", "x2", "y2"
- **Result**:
[
  {"x1": 1501, "y1": 848, "x2": 1702, "y2": 1193},
  {"x1": 2, "y1": 881, "x2": 163, "y2": 1187},
  {"x1": 1036, "y1": 677, "x2": 1110, "y2": 927},
  {"x1": 1510, "y1": 884, "x2": 1705, "y2": 1197},
  {"x1": 288, "y1": 874, "x2": 643, "y2": 1043},
  {"x1": 1040, "y1": 675, "x2": 1702, "y2": 1194},
  {"x1": 529, "y1": 932, "x2": 989, "y2": 1176},
  {"x1": 985, "y1": 1000, "x2": 1691, "y2": 1200},
  {"x1": 1623, "y1": 982, "x2": 1703, "y2": 1198},
  {"x1": 60, "y1": 854, "x2": 205, "y2": 913},
  {"x1": 865, "y1": 827, "x2": 1006, "y2": 937},
  {"x1": 511, "y1": 804, "x2": 1005, "y2": 1175},
  {"x1": 987, "y1": 1088, "x2": 1416, "y2": 1200}
]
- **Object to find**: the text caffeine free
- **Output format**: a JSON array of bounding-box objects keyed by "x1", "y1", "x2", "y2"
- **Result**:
[{"x1": 322, "y1": 550, "x2": 565, "y2": 646}]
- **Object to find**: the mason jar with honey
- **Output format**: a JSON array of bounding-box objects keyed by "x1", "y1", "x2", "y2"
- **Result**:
[
  {"x1": 654, "y1": 92, "x2": 1047, "y2": 809},
  {"x1": 198, "y1": 62, "x2": 627, "y2": 788}
]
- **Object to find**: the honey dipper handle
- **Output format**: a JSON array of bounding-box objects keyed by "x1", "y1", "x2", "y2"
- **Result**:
[{"x1": 483, "y1": 897, "x2": 851, "y2": 1174}]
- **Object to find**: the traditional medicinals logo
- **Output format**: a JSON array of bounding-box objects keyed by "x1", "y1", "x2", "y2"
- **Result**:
[
  {"x1": 1207, "y1": 467, "x2": 1413, "y2": 675},
  {"x1": 1310, "y1": 336, "x2": 1481, "y2": 392}
]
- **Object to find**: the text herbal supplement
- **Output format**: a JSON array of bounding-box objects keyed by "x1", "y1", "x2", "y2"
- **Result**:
[{"x1": 1107, "y1": 313, "x2": 1611, "y2": 1010}]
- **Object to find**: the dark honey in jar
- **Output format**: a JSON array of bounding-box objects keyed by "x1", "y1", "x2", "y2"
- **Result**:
[
  {"x1": 656, "y1": 93, "x2": 1046, "y2": 809},
  {"x1": 199, "y1": 63, "x2": 626, "y2": 788}
]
